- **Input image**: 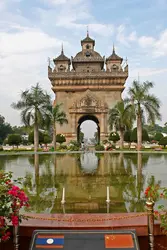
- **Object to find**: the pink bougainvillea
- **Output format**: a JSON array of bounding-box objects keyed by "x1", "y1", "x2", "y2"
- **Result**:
[{"x1": 0, "y1": 171, "x2": 29, "y2": 242}]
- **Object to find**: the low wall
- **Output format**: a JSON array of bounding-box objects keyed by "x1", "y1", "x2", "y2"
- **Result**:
[{"x1": 1, "y1": 213, "x2": 167, "y2": 250}]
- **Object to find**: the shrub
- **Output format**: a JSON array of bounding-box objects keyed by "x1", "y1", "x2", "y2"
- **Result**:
[
  {"x1": 95, "y1": 144, "x2": 105, "y2": 151},
  {"x1": 0, "y1": 146, "x2": 3, "y2": 151},
  {"x1": 58, "y1": 145, "x2": 67, "y2": 150},
  {"x1": 159, "y1": 137, "x2": 167, "y2": 148},
  {"x1": 56, "y1": 134, "x2": 66, "y2": 145},
  {"x1": 68, "y1": 144, "x2": 80, "y2": 151},
  {"x1": 154, "y1": 132, "x2": 164, "y2": 142},
  {"x1": 109, "y1": 132, "x2": 120, "y2": 143},
  {"x1": 7, "y1": 134, "x2": 22, "y2": 147},
  {"x1": 106, "y1": 144, "x2": 116, "y2": 151},
  {"x1": 69, "y1": 140, "x2": 80, "y2": 147}
]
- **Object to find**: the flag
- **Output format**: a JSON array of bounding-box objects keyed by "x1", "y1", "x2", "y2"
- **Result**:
[
  {"x1": 35, "y1": 234, "x2": 64, "y2": 248},
  {"x1": 105, "y1": 234, "x2": 134, "y2": 248}
]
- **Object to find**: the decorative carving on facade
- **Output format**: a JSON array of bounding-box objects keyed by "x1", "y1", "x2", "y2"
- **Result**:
[{"x1": 69, "y1": 90, "x2": 108, "y2": 114}]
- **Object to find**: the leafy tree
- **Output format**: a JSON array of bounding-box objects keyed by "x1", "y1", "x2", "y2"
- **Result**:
[
  {"x1": 11, "y1": 83, "x2": 52, "y2": 152},
  {"x1": 108, "y1": 101, "x2": 134, "y2": 149},
  {"x1": 144, "y1": 124, "x2": 163, "y2": 133},
  {"x1": 125, "y1": 81, "x2": 161, "y2": 150},
  {"x1": 162, "y1": 123, "x2": 167, "y2": 134},
  {"x1": 47, "y1": 103, "x2": 68, "y2": 150},
  {"x1": 8, "y1": 134, "x2": 22, "y2": 148},
  {"x1": 28, "y1": 131, "x2": 44, "y2": 144},
  {"x1": 43, "y1": 133, "x2": 52, "y2": 148},
  {"x1": 56, "y1": 134, "x2": 66, "y2": 145},
  {"x1": 12, "y1": 125, "x2": 31, "y2": 137},
  {"x1": 124, "y1": 130, "x2": 132, "y2": 148},
  {"x1": 0, "y1": 115, "x2": 13, "y2": 144},
  {"x1": 131, "y1": 127, "x2": 150, "y2": 143},
  {"x1": 159, "y1": 137, "x2": 167, "y2": 148},
  {"x1": 109, "y1": 132, "x2": 120, "y2": 143},
  {"x1": 154, "y1": 132, "x2": 164, "y2": 142}
]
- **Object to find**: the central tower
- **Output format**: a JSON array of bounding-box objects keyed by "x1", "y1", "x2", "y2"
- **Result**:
[{"x1": 48, "y1": 34, "x2": 128, "y2": 143}]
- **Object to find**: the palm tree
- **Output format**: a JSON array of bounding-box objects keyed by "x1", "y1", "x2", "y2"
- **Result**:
[
  {"x1": 11, "y1": 83, "x2": 51, "y2": 152},
  {"x1": 49, "y1": 103, "x2": 68, "y2": 151},
  {"x1": 125, "y1": 80, "x2": 161, "y2": 150},
  {"x1": 108, "y1": 101, "x2": 134, "y2": 149}
]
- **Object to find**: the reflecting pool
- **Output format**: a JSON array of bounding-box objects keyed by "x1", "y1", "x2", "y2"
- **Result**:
[{"x1": 0, "y1": 152, "x2": 167, "y2": 214}]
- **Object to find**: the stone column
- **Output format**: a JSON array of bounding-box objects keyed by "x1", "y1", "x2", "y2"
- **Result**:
[{"x1": 100, "y1": 113, "x2": 107, "y2": 141}]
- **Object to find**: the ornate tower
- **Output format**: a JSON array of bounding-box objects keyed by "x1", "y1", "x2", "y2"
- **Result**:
[
  {"x1": 48, "y1": 34, "x2": 128, "y2": 143},
  {"x1": 53, "y1": 46, "x2": 71, "y2": 72}
]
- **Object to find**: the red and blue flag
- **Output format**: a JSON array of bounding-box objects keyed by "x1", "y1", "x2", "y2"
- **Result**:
[{"x1": 35, "y1": 234, "x2": 64, "y2": 248}]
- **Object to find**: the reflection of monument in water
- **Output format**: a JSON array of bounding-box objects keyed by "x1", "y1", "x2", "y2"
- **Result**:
[
  {"x1": 23, "y1": 153, "x2": 149, "y2": 213},
  {"x1": 80, "y1": 152, "x2": 98, "y2": 173},
  {"x1": 53, "y1": 153, "x2": 127, "y2": 213}
]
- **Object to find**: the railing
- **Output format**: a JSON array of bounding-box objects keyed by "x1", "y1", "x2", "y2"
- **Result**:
[{"x1": 12, "y1": 198, "x2": 165, "y2": 250}]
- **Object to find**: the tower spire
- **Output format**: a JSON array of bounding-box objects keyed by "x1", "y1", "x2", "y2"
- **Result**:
[
  {"x1": 113, "y1": 44, "x2": 115, "y2": 53},
  {"x1": 87, "y1": 25, "x2": 89, "y2": 37},
  {"x1": 61, "y1": 43, "x2": 64, "y2": 54}
]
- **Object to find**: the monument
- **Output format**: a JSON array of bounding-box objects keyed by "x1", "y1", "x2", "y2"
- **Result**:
[{"x1": 48, "y1": 33, "x2": 128, "y2": 143}]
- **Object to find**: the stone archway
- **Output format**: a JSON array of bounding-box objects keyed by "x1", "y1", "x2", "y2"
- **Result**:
[
  {"x1": 77, "y1": 114, "x2": 100, "y2": 144},
  {"x1": 69, "y1": 90, "x2": 108, "y2": 143}
]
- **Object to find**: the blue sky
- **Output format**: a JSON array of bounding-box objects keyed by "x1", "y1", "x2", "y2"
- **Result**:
[{"x1": 0, "y1": 0, "x2": 167, "y2": 137}]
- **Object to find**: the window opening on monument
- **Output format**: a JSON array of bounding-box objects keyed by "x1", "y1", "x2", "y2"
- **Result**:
[
  {"x1": 86, "y1": 44, "x2": 90, "y2": 49},
  {"x1": 86, "y1": 51, "x2": 91, "y2": 57}
]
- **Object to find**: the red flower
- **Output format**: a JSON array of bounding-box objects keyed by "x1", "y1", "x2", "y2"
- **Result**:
[
  {"x1": 11, "y1": 215, "x2": 19, "y2": 226},
  {"x1": 1, "y1": 232, "x2": 11, "y2": 241}
]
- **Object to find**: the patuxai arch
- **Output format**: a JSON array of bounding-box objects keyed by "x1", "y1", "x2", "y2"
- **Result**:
[{"x1": 48, "y1": 33, "x2": 128, "y2": 143}]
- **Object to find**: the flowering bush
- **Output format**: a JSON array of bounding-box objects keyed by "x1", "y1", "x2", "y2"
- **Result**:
[
  {"x1": 0, "y1": 171, "x2": 29, "y2": 242},
  {"x1": 145, "y1": 185, "x2": 167, "y2": 234}
]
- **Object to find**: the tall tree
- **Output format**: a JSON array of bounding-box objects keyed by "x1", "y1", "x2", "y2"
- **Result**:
[
  {"x1": 11, "y1": 83, "x2": 51, "y2": 152},
  {"x1": 108, "y1": 101, "x2": 134, "y2": 149},
  {"x1": 48, "y1": 103, "x2": 68, "y2": 150},
  {"x1": 0, "y1": 115, "x2": 13, "y2": 144},
  {"x1": 125, "y1": 81, "x2": 161, "y2": 150}
]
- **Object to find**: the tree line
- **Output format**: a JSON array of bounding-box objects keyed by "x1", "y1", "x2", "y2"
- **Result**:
[{"x1": 0, "y1": 80, "x2": 166, "y2": 151}]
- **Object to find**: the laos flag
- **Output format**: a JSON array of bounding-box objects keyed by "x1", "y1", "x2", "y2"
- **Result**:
[{"x1": 35, "y1": 234, "x2": 64, "y2": 248}]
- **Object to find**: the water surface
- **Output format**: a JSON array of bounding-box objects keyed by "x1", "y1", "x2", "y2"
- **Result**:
[{"x1": 0, "y1": 152, "x2": 167, "y2": 214}]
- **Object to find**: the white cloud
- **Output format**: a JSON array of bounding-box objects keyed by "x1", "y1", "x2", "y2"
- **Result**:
[
  {"x1": 130, "y1": 67, "x2": 167, "y2": 77},
  {"x1": 0, "y1": 26, "x2": 66, "y2": 57},
  {"x1": 37, "y1": 0, "x2": 115, "y2": 38},
  {"x1": 135, "y1": 29, "x2": 167, "y2": 57},
  {"x1": 128, "y1": 31, "x2": 137, "y2": 41},
  {"x1": 153, "y1": 29, "x2": 167, "y2": 57},
  {"x1": 40, "y1": 0, "x2": 83, "y2": 6},
  {"x1": 88, "y1": 23, "x2": 114, "y2": 37},
  {"x1": 138, "y1": 36, "x2": 155, "y2": 48},
  {"x1": 116, "y1": 24, "x2": 137, "y2": 47}
]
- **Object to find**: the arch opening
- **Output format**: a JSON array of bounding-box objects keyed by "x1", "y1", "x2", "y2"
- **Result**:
[{"x1": 77, "y1": 115, "x2": 100, "y2": 145}]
